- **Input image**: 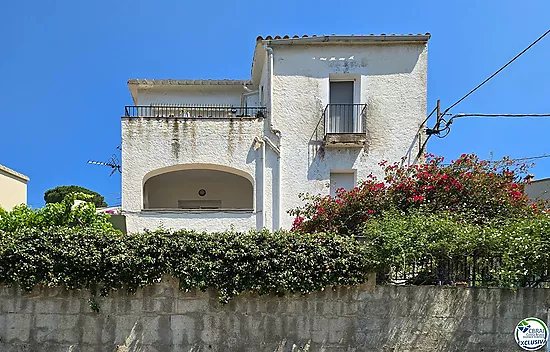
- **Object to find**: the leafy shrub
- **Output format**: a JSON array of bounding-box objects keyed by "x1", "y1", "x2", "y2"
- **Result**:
[
  {"x1": 497, "y1": 214, "x2": 550, "y2": 286},
  {"x1": 0, "y1": 192, "x2": 115, "y2": 233},
  {"x1": 361, "y1": 210, "x2": 550, "y2": 287},
  {"x1": 0, "y1": 229, "x2": 371, "y2": 303},
  {"x1": 44, "y1": 185, "x2": 107, "y2": 208},
  {"x1": 290, "y1": 154, "x2": 537, "y2": 235}
]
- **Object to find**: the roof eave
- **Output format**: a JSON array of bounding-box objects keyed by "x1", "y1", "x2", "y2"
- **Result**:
[
  {"x1": 0, "y1": 164, "x2": 29, "y2": 182},
  {"x1": 127, "y1": 79, "x2": 254, "y2": 104},
  {"x1": 127, "y1": 79, "x2": 253, "y2": 86},
  {"x1": 261, "y1": 34, "x2": 431, "y2": 46}
]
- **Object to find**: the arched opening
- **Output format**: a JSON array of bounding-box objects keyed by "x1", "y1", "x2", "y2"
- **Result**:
[{"x1": 143, "y1": 167, "x2": 253, "y2": 210}]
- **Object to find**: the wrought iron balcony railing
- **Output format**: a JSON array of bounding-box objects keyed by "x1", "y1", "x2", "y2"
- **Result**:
[
  {"x1": 124, "y1": 105, "x2": 267, "y2": 119},
  {"x1": 310, "y1": 103, "x2": 368, "y2": 148},
  {"x1": 323, "y1": 104, "x2": 367, "y2": 134}
]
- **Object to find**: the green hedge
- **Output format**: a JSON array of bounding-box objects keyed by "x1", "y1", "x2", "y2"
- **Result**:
[
  {"x1": 0, "y1": 229, "x2": 371, "y2": 303},
  {"x1": 2, "y1": 207, "x2": 548, "y2": 306},
  {"x1": 361, "y1": 211, "x2": 550, "y2": 286}
]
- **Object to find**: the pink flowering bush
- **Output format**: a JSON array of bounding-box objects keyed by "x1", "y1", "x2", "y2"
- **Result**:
[{"x1": 290, "y1": 154, "x2": 541, "y2": 235}]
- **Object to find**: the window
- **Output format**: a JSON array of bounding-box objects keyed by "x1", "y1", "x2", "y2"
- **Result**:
[
  {"x1": 330, "y1": 170, "x2": 356, "y2": 197},
  {"x1": 260, "y1": 86, "x2": 264, "y2": 105},
  {"x1": 328, "y1": 81, "x2": 354, "y2": 133}
]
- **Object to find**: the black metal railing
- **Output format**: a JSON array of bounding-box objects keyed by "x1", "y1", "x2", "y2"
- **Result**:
[
  {"x1": 124, "y1": 105, "x2": 267, "y2": 119},
  {"x1": 376, "y1": 255, "x2": 550, "y2": 288},
  {"x1": 323, "y1": 104, "x2": 367, "y2": 134}
]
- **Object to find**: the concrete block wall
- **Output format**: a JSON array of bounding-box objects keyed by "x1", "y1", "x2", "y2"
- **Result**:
[{"x1": 1, "y1": 277, "x2": 548, "y2": 351}]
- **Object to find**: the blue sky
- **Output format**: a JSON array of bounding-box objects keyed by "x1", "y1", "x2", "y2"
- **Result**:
[{"x1": 1, "y1": 0, "x2": 549, "y2": 208}]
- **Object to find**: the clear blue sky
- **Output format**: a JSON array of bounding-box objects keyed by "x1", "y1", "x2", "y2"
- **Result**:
[{"x1": 1, "y1": 0, "x2": 549, "y2": 208}]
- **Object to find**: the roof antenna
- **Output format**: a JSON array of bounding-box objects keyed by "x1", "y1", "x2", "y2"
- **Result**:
[{"x1": 88, "y1": 153, "x2": 121, "y2": 176}]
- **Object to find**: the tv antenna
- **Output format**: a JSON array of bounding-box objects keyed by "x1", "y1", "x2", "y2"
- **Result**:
[{"x1": 87, "y1": 154, "x2": 121, "y2": 176}]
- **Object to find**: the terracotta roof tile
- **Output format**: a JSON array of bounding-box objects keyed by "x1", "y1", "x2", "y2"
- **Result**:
[{"x1": 256, "y1": 33, "x2": 431, "y2": 42}]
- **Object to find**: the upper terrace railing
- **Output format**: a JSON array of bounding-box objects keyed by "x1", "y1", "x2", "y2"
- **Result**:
[{"x1": 124, "y1": 105, "x2": 267, "y2": 119}]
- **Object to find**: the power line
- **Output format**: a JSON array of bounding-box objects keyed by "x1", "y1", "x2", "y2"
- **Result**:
[
  {"x1": 412, "y1": 29, "x2": 550, "y2": 163},
  {"x1": 441, "y1": 29, "x2": 550, "y2": 116},
  {"x1": 440, "y1": 154, "x2": 550, "y2": 166},
  {"x1": 512, "y1": 154, "x2": 550, "y2": 162},
  {"x1": 425, "y1": 113, "x2": 550, "y2": 136},
  {"x1": 450, "y1": 113, "x2": 550, "y2": 119}
]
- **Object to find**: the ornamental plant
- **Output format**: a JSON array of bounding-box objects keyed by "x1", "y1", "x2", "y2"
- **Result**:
[
  {"x1": 0, "y1": 229, "x2": 371, "y2": 304},
  {"x1": 0, "y1": 192, "x2": 116, "y2": 233},
  {"x1": 361, "y1": 210, "x2": 550, "y2": 287},
  {"x1": 290, "y1": 153, "x2": 540, "y2": 235},
  {"x1": 44, "y1": 185, "x2": 107, "y2": 208}
]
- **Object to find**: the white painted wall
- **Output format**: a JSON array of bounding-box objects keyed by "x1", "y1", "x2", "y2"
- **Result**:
[
  {"x1": 125, "y1": 211, "x2": 256, "y2": 233},
  {"x1": 270, "y1": 43, "x2": 428, "y2": 228},
  {"x1": 122, "y1": 118, "x2": 265, "y2": 233},
  {"x1": 122, "y1": 41, "x2": 427, "y2": 233}
]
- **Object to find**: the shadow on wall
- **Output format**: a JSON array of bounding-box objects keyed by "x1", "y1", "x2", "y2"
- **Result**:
[
  {"x1": 274, "y1": 45, "x2": 424, "y2": 77},
  {"x1": 372, "y1": 287, "x2": 537, "y2": 351},
  {"x1": 306, "y1": 147, "x2": 362, "y2": 182}
]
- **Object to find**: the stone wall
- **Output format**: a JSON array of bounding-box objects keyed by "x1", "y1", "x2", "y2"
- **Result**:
[{"x1": 1, "y1": 277, "x2": 548, "y2": 351}]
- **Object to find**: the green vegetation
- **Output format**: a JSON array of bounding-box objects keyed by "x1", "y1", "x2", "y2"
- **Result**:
[
  {"x1": 0, "y1": 153, "x2": 549, "y2": 305},
  {"x1": 290, "y1": 154, "x2": 537, "y2": 234},
  {"x1": 289, "y1": 153, "x2": 550, "y2": 287},
  {"x1": 44, "y1": 185, "x2": 107, "y2": 208},
  {"x1": 362, "y1": 210, "x2": 550, "y2": 286},
  {"x1": 0, "y1": 228, "x2": 370, "y2": 303},
  {"x1": 0, "y1": 192, "x2": 115, "y2": 233}
]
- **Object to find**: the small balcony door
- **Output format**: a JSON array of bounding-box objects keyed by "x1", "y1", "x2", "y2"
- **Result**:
[{"x1": 328, "y1": 81, "x2": 354, "y2": 133}]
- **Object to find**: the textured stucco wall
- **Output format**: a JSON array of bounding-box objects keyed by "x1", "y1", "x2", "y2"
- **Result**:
[
  {"x1": 122, "y1": 42, "x2": 427, "y2": 233},
  {"x1": 1, "y1": 279, "x2": 547, "y2": 351},
  {"x1": 121, "y1": 117, "x2": 263, "y2": 233},
  {"x1": 0, "y1": 169, "x2": 27, "y2": 211},
  {"x1": 271, "y1": 43, "x2": 428, "y2": 228},
  {"x1": 125, "y1": 211, "x2": 256, "y2": 233}
]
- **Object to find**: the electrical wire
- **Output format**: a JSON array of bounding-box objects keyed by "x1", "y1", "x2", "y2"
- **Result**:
[
  {"x1": 429, "y1": 113, "x2": 550, "y2": 140},
  {"x1": 422, "y1": 105, "x2": 438, "y2": 126},
  {"x1": 441, "y1": 29, "x2": 550, "y2": 116},
  {"x1": 439, "y1": 154, "x2": 550, "y2": 166},
  {"x1": 414, "y1": 29, "x2": 550, "y2": 162},
  {"x1": 449, "y1": 113, "x2": 550, "y2": 119},
  {"x1": 512, "y1": 154, "x2": 550, "y2": 162}
]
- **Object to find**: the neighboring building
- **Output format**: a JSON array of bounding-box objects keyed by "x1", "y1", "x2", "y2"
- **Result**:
[
  {"x1": 525, "y1": 177, "x2": 550, "y2": 203},
  {"x1": 0, "y1": 163, "x2": 29, "y2": 211},
  {"x1": 122, "y1": 33, "x2": 430, "y2": 233}
]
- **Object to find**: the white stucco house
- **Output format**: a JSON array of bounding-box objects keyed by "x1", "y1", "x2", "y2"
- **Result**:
[{"x1": 122, "y1": 33, "x2": 430, "y2": 233}]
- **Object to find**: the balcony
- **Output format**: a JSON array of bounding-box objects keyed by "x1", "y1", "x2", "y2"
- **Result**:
[
  {"x1": 322, "y1": 104, "x2": 367, "y2": 148},
  {"x1": 124, "y1": 105, "x2": 267, "y2": 119}
]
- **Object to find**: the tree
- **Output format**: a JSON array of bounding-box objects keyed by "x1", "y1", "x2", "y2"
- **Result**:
[{"x1": 44, "y1": 185, "x2": 107, "y2": 208}]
